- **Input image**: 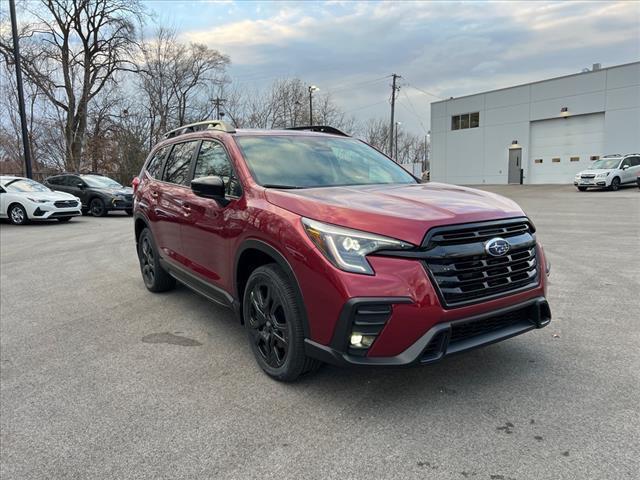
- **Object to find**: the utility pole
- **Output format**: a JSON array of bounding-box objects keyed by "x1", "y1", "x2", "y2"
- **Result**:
[
  {"x1": 308, "y1": 85, "x2": 319, "y2": 126},
  {"x1": 212, "y1": 97, "x2": 226, "y2": 119},
  {"x1": 388, "y1": 73, "x2": 401, "y2": 158},
  {"x1": 9, "y1": 0, "x2": 33, "y2": 179}
]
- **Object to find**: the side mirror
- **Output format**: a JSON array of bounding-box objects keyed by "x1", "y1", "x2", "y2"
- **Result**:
[
  {"x1": 621, "y1": 165, "x2": 629, "y2": 170},
  {"x1": 77, "y1": 182, "x2": 85, "y2": 189},
  {"x1": 191, "y1": 176, "x2": 227, "y2": 204}
]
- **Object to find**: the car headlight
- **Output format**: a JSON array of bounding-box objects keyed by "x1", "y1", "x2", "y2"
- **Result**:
[
  {"x1": 26, "y1": 197, "x2": 48, "y2": 203},
  {"x1": 302, "y1": 218, "x2": 414, "y2": 275}
]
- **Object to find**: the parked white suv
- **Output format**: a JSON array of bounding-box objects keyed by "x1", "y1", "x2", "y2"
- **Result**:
[{"x1": 574, "y1": 154, "x2": 640, "y2": 191}]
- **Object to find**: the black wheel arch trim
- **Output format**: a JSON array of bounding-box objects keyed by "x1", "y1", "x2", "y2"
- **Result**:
[{"x1": 234, "y1": 239, "x2": 311, "y2": 337}]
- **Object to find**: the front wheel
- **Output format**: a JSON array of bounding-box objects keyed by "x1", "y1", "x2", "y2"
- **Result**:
[
  {"x1": 89, "y1": 198, "x2": 107, "y2": 217},
  {"x1": 8, "y1": 204, "x2": 28, "y2": 225},
  {"x1": 137, "y1": 228, "x2": 176, "y2": 292},
  {"x1": 610, "y1": 177, "x2": 621, "y2": 191},
  {"x1": 243, "y1": 264, "x2": 321, "y2": 382}
]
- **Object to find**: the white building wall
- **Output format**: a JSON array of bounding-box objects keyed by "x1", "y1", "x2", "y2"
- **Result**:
[{"x1": 430, "y1": 62, "x2": 640, "y2": 184}]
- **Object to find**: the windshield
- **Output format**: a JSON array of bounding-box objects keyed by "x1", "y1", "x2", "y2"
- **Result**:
[
  {"x1": 235, "y1": 135, "x2": 417, "y2": 188},
  {"x1": 590, "y1": 158, "x2": 621, "y2": 170},
  {"x1": 81, "y1": 175, "x2": 122, "y2": 188},
  {"x1": 4, "y1": 178, "x2": 50, "y2": 193}
]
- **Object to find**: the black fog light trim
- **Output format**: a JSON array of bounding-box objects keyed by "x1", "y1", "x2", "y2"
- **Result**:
[{"x1": 33, "y1": 207, "x2": 45, "y2": 217}]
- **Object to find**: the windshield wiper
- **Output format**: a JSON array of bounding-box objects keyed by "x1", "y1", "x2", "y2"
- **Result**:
[{"x1": 262, "y1": 184, "x2": 306, "y2": 189}]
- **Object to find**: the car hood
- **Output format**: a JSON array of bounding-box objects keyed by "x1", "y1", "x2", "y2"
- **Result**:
[
  {"x1": 579, "y1": 169, "x2": 613, "y2": 175},
  {"x1": 265, "y1": 182, "x2": 526, "y2": 245},
  {"x1": 16, "y1": 190, "x2": 78, "y2": 201}
]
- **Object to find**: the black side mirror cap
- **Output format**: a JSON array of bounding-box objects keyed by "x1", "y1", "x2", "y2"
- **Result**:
[
  {"x1": 191, "y1": 176, "x2": 228, "y2": 204},
  {"x1": 77, "y1": 183, "x2": 85, "y2": 188}
]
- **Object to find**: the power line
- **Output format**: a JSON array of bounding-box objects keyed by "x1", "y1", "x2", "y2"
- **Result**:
[
  {"x1": 399, "y1": 90, "x2": 428, "y2": 134},
  {"x1": 404, "y1": 81, "x2": 443, "y2": 100},
  {"x1": 343, "y1": 99, "x2": 388, "y2": 113}
]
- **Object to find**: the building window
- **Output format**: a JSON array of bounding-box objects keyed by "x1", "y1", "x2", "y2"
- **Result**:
[
  {"x1": 534, "y1": 159, "x2": 543, "y2": 164},
  {"x1": 451, "y1": 112, "x2": 480, "y2": 130},
  {"x1": 570, "y1": 156, "x2": 580, "y2": 162},
  {"x1": 552, "y1": 158, "x2": 561, "y2": 163},
  {"x1": 590, "y1": 155, "x2": 599, "y2": 161}
]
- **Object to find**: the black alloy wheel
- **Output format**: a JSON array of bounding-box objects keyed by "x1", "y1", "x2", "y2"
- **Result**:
[
  {"x1": 137, "y1": 228, "x2": 175, "y2": 292},
  {"x1": 247, "y1": 279, "x2": 290, "y2": 369},
  {"x1": 243, "y1": 264, "x2": 320, "y2": 381},
  {"x1": 90, "y1": 198, "x2": 107, "y2": 217}
]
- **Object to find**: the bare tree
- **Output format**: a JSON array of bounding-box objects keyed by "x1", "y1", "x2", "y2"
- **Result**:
[
  {"x1": 0, "y1": 0, "x2": 142, "y2": 171},
  {"x1": 138, "y1": 27, "x2": 229, "y2": 142}
]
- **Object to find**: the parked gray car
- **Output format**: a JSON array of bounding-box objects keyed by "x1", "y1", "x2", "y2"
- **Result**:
[{"x1": 45, "y1": 174, "x2": 133, "y2": 216}]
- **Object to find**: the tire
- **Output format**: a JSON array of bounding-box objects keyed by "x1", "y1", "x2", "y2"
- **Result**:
[
  {"x1": 57, "y1": 217, "x2": 72, "y2": 223},
  {"x1": 243, "y1": 264, "x2": 321, "y2": 382},
  {"x1": 125, "y1": 209, "x2": 133, "y2": 216},
  {"x1": 89, "y1": 197, "x2": 107, "y2": 217},
  {"x1": 137, "y1": 228, "x2": 176, "y2": 292},
  {"x1": 610, "y1": 177, "x2": 621, "y2": 191},
  {"x1": 577, "y1": 186, "x2": 588, "y2": 192},
  {"x1": 8, "y1": 203, "x2": 28, "y2": 225}
]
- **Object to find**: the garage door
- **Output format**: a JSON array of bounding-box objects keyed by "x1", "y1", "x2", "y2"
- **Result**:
[{"x1": 528, "y1": 113, "x2": 604, "y2": 184}]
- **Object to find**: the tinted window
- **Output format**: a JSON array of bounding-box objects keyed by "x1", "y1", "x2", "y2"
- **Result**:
[
  {"x1": 193, "y1": 141, "x2": 241, "y2": 197},
  {"x1": 236, "y1": 136, "x2": 416, "y2": 188},
  {"x1": 64, "y1": 176, "x2": 82, "y2": 187},
  {"x1": 163, "y1": 142, "x2": 197, "y2": 185},
  {"x1": 146, "y1": 147, "x2": 168, "y2": 179},
  {"x1": 630, "y1": 157, "x2": 640, "y2": 167},
  {"x1": 82, "y1": 175, "x2": 122, "y2": 188},
  {"x1": 47, "y1": 176, "x2": 63, "y2": 185}
]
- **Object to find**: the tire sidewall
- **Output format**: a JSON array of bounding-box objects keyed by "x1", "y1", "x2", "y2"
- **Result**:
[
  {"x1": 90, "y1": 198, "x2": 107, "y2": 216},
  {"x1": 611, "y1": 177, "x2": 620, "y2": 191},
  {"x1": 243, "y1": 265, "x2": 305, "y2": 380}
]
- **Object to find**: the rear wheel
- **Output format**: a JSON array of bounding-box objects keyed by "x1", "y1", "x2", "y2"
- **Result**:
[
  {"x1": 8, "y1": 204, "x2": 28, "y2": 225},
  {"x1": 577, "y1": 186, "x2": 588, "y2": 192},
  {"x1": 610, "y1": 177, "x2": 621, "y2": 191},
  {"x1": 243, "y1": 264, "x2": 320, "y2": 382},
  {"x1": 137, "y1": 228, "x2": 176, "y2": 292},
  {"x1": 89, "y1": 198, "x2": 107, "y2": 217}
]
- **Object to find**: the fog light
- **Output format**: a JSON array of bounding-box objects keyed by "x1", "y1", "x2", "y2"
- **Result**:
[{"x1": 350, "y1": 333, "x2": 375, "y2": 348}]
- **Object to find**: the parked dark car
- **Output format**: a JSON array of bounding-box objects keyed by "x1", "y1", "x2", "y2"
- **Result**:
[
  {"x1": 133, "y1": 120, "x2": 551, "y2": 382},
  {"x1": 45, "y1": 173, "x2": 133, "y2": 216}
]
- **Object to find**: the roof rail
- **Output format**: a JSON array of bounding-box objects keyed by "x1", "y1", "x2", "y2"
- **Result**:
[
  {"x1": 286, "y1": 125, "x2": 350, "y2": 137},
  {"x1": 602, "y1": 154, "x2": 622, "y2": 158},
  {"x1": 164, "y1": 120, "x2": 236, "y2": 139}
]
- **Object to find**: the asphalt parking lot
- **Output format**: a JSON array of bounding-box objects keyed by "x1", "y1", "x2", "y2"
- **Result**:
[{"x1": 1, "y1": 185, "x2": 639, "y2": 480}]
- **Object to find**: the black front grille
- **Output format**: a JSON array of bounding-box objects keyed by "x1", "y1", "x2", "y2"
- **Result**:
[
  {"x1": 54, "y1": 200, "x2": 78, "y2": 208},
  {"x1": 422, "y1": 219, "x2": 539, "y2": 307},
  {"x1": 450, "y1": 309, "x2": 527, "y2": 343},
  {"x1": 581, "y1": 174, "x2": 596, "y2": 179}
]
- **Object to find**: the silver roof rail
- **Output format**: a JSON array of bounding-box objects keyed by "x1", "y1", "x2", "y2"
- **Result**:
[{"x1": 164, "y1": 120, "x2": 236, "y2": 139}]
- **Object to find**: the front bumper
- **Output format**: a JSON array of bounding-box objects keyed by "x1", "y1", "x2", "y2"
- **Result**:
[
  {"x1": 109, "y1": 198, "x2": 133, "y2": 210},
  {"x1": 305, "y1": 296, "x2": 551, "y2": 366},
  {"x1": 32, "y1": 206, "x2": 82, "y2": 219},
  {"x1": 574, "y1": 179, "x2": 608, "y2": 187}
]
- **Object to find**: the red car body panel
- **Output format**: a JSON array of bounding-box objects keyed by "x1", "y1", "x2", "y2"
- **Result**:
[{"x1": 134, "y1": 129, "x2": 551, "y2": 366}]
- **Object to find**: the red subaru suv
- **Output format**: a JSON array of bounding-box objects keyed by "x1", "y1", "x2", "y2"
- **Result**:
[{"x1": 133, "y1": 121, "x2": 551, "y2": 381}]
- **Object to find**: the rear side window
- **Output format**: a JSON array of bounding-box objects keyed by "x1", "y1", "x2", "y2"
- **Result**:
[
  {"x1": 162, "y1": 141, "x2": 197, "y2": 186},
  {"x1": 64, "y1": 176, "x2": 81, "y2": 186},
  {"x1": 193, "y1": 141, "x2": 242, "y2": 197},
  {"x1": 145, "y1": 147, "x2": 168, "y2": 179},
  {"x1": 47, "y1": 176, "x2": 63, "y2": 185},
  {"x1": 628, "y1": 157, "x2": 640, "y2": 167}
]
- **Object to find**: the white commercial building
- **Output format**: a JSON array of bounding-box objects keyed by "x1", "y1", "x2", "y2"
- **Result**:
[{"x1": 430, "y1": 61, "x2": 640, "y2": 184}]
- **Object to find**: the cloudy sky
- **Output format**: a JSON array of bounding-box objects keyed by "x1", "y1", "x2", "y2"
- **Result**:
[{"x1": 144, "y1": 0, "x2": 640, "y2": 135}]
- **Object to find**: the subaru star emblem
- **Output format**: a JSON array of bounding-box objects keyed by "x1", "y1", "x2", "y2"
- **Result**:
[{"x1": 485, "y1": 237, "x2": 510, "y2": 257}]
